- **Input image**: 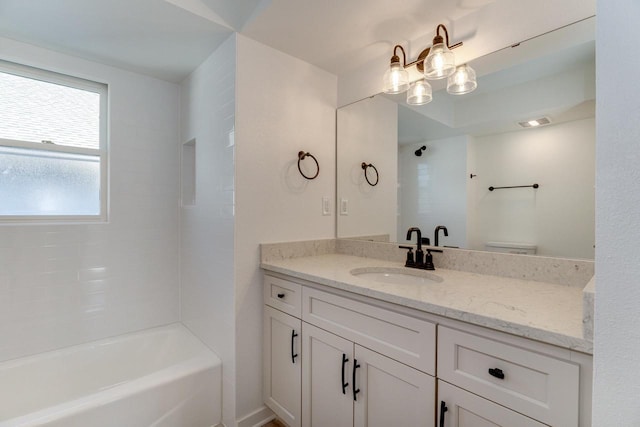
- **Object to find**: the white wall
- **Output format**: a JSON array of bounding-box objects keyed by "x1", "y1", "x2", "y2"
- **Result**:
[
  {"x1": 398, "y1": 137, "x2": 468, "y2": 248},
  {"x1": 337, "y1": 96, "x2": 397, "y2": 241},
  {"x1": 470, "y1": 118, "x2": 595, "y2": 258},
  {"x1": 593, "y1": 2, "x2": 640, "y2": 425},
  {"x1": 179, "y1": 34, "x2": 236, "y2": 427},
  {"x1": 0, "y1": 37, "x2": 180, "y2": 362},
  {"x1": 235, "y1": 34, "x2": 337, "y2": 421}
]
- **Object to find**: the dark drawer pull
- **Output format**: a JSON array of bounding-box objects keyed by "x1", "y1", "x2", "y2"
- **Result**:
[
  {"x1": 277, "y1": 293, "x2": 285, "y2": 299},
  {"x1": 439, "y1": 401, "x2": 448, "y2": 427},
  {"x1": 352, "y1": 359, "x2": 361, "y2": 401},
  {"x1": 341, "y1": 354, "x2": 349, "y2": 394},
  {"x1": 291, "y1": 330, "x2": 298, "y2": 363},
  {"x1": 488, "y1": 367, "x2": 505, "y2": 379}
]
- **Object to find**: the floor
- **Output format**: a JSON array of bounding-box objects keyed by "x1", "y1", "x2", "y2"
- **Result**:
[{"x1": 262, "y1": 420, "x2": 286, "y2": 427}]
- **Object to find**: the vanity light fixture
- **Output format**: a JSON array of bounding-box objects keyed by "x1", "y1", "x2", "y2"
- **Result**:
[
  {"x1": 383, "y1": 24, "x2": 476, "y2": 105},
  {"x1": 423, "y1": 24, "x2": 457, "y2": 79},
  {"x1": 382, "y1": 45, "x2": 410, "y2": 94},
  {"x1": 447, "y1": 64, "x2": 477, "y2": 95},
  {"x1": 407, "y1": 79, "x2": 432, "y2": 105}
]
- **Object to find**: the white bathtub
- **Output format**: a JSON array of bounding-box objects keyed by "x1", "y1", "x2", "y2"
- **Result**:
[{"x1": 0, "y1": 324, "x2": 221, "y2": 427}]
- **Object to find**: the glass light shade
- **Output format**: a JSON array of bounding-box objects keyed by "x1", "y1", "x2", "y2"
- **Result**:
[
  {"x1": 406, "y1": 79, "x2": 433, "y2": 105},
  {"x1": 423, "y1": 43, "x2": 456, "y2": 80},
  {"x1": 383, "y1": 62, "x2": 410, "y2": 94},
  {"x1": 447, "y1": 64, "x2": 477, "y2": 95}
]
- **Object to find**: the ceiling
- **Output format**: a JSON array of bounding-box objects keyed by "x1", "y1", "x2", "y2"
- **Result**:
[
  {"x1": 0, "y1": 0, "x2": 594, "y2": 83},
  {"x1": 0, "y1": 0, "x2": 495, "y2": 82}
]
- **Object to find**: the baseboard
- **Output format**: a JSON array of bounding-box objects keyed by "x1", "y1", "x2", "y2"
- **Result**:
[{"x1": 236, "y1": 405, "x2": 276, "y2": 427}]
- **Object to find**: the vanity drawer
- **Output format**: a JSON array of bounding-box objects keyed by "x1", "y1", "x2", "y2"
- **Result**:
[
  {"x1": 438, "y1": 326, "x2": 579, "y2": 427},
  {"x1": 437, "y1": 380, "x2": 546, "y2": 427},
  {"x1": 264, "y1": 275, "x2": 302, "y2": 317},
  {"x1": 302, "y1": 287, "x2": 436, "y2": 375}
]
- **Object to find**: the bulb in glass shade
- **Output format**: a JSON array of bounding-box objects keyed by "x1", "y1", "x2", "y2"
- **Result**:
[
  {"x1": 383, "y1": 61, "x2": 409, "y2": 94},
  {"x1": 407, "y1": 79, "x2": 433, "y2": 105},
  {"x1": 423, "y1": 43, "x2": 456, "y2": 80},
  {"x1": 446, "y1": 64, "x2": 477, "y2": 95}
]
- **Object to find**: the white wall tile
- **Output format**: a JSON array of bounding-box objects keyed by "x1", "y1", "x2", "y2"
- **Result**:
[
  {"x1": 0, "y1": 37, "x2": 180, "y2": 363},
  {"x1": 179, "y1": 34, "x2": 237, "y2": 427}
]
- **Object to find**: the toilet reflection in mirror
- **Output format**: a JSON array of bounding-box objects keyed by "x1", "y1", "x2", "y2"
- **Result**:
[{"x1": 336, "y1": 18, "x2": 595, "y2": 260}]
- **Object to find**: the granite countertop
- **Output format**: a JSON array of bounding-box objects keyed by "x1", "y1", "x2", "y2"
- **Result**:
[{"x1": 261, "y1": 253, "x2": 592, "y2": 354}]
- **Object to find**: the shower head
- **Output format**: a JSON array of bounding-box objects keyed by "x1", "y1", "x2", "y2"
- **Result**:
[{"x1": 414, "y1": 145, "x2": 427, "y2": 156}]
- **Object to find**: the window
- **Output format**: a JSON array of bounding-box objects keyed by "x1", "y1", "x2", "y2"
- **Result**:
[{"x1": 0, "y1": 60, "x2": 107, "y2": 220}]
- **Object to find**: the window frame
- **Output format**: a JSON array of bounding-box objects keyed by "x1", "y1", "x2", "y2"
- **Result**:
[{"x1": 0, "y1": 60, "x2": 108, "y2": 223}]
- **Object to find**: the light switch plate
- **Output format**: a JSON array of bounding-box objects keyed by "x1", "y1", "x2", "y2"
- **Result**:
[
  {"x1": 322, "y1": 197, "x2": 331, "y2": 216},
  {"x1": 340, "y1": 198, "x2": 348, "y2": 215}
]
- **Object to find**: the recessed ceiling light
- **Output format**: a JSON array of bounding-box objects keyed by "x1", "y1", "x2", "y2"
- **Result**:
[{"x1": 518, "y1": 117, "x2": 551, "y2": 128}]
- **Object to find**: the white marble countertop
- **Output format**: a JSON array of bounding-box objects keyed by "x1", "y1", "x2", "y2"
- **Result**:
[{"x1": 261, "y1": 253, "x2": 592, "y2": 354}]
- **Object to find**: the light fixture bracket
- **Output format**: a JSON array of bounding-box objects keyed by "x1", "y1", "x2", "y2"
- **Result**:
[{"x1": 390, "y1": 45, "x2": 406, "y2": 67}]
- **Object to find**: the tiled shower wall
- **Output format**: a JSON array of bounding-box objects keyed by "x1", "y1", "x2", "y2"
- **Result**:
[
  {"x1": 0, "y1": 37, "x2": 180, "y2": 363},
  {"x1": 179, "y1": 34, "x2": 237, "y2": 427}
]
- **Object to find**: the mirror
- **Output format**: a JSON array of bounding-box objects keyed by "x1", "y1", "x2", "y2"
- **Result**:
[{"x1": 336, "y1": 18, "x2": 595, "y2": 260}]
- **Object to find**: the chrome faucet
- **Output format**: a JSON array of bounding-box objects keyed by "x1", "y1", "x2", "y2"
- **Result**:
[{"x1": 434, "y1": 225, "x2": 448, "y2": 246}]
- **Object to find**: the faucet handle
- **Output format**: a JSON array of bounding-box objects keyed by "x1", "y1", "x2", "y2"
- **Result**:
[
  {"x1": 399, "y1": 246, "x2": 415, "y2": 267},
  {"x1": 423, "y1": 248, "x2": 443, "y2": 270}
]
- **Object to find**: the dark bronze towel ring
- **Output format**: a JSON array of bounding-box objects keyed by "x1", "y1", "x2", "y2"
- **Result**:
[
  {"x1": 361, "y1": 162, "x2": 379, "y2": 186},
  {"x1": 298, "y1": 151, "x2": 319, "y2": 180}
]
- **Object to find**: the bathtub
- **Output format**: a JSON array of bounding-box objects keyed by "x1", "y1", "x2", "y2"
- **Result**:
[{"x1": 0, "y1": 324, "x2": 221, "y2": 427}]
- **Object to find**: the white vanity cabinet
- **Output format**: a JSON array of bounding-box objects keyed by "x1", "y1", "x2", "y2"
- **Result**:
[
  {"x1": 263, "y1": 272, "x2": 592, "y2": 427},
  {"x1": 264, "y1": 274, "x2": 436, "y2": 427},
  {"x1": 264, "y1": 306, "x2": 302, "y2": 427},
  {"x1": 263, "y1": 276, "x2": 303, "y2": 427},
  {"x1": 437, "y1": 326, "x2": 581, "y2": 427},
  {"x1": 302, "y1": 322, "x2": 435, "y2": 427},
  {"x1": 436, "y1": 380, "x2": 546, "y2": 427}
]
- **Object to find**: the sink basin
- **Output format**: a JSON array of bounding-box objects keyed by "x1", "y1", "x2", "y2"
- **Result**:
[{"x1": 350, "y1": 267, "x2": 443, "y2": 285}]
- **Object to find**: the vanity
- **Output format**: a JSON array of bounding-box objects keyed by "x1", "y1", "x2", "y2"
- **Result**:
[{"x1": 261, "y1": 240, "x2": 593, "y2": 427}]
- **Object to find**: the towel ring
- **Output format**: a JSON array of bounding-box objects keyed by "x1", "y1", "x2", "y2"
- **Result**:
[
  {"x1": 361, "y1": 162, "x2": 379, "y2": 186},
  {"x1": 298, "y1": 151, "x2": 319, "y2": 180}
]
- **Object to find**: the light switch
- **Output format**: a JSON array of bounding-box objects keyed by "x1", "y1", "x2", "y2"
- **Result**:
[
  {"x1": 322, "y1": 197, "x2": 331, "y2": 216},
  {"x1": 340, "y1": 198, "x2": 348, "y2": 215}
]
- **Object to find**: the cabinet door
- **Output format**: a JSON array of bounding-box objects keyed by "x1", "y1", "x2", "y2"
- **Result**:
[
  {"x1": 437, "y1": 381, "x2": 546, "y2": 427},
  {"x1": 302, "y1": 323, "x2": 353, "y2": 427},
  {"x1": 264, "y1": 306, "x2": 302, "y2": 427},
  {"x1": 353, "y1": 345, "x2": 435, "y2": 427}
]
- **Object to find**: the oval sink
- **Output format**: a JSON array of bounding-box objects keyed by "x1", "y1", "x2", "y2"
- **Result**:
[{"x1": 350, "y1": 267, "x2": 443, "y2": 285}]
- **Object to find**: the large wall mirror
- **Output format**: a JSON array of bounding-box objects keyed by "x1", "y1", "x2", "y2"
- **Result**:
[{"x1": 336, "y1": 18, "x2": 595, "y2": 260}]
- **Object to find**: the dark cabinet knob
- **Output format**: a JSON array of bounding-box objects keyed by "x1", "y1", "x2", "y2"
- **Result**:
[
  {"x1": 488, "y1": 367, "x2": 505, "y2": 379},
  {"x1": 277, "y1": 293, "x2": 285, "y2": 299}
]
